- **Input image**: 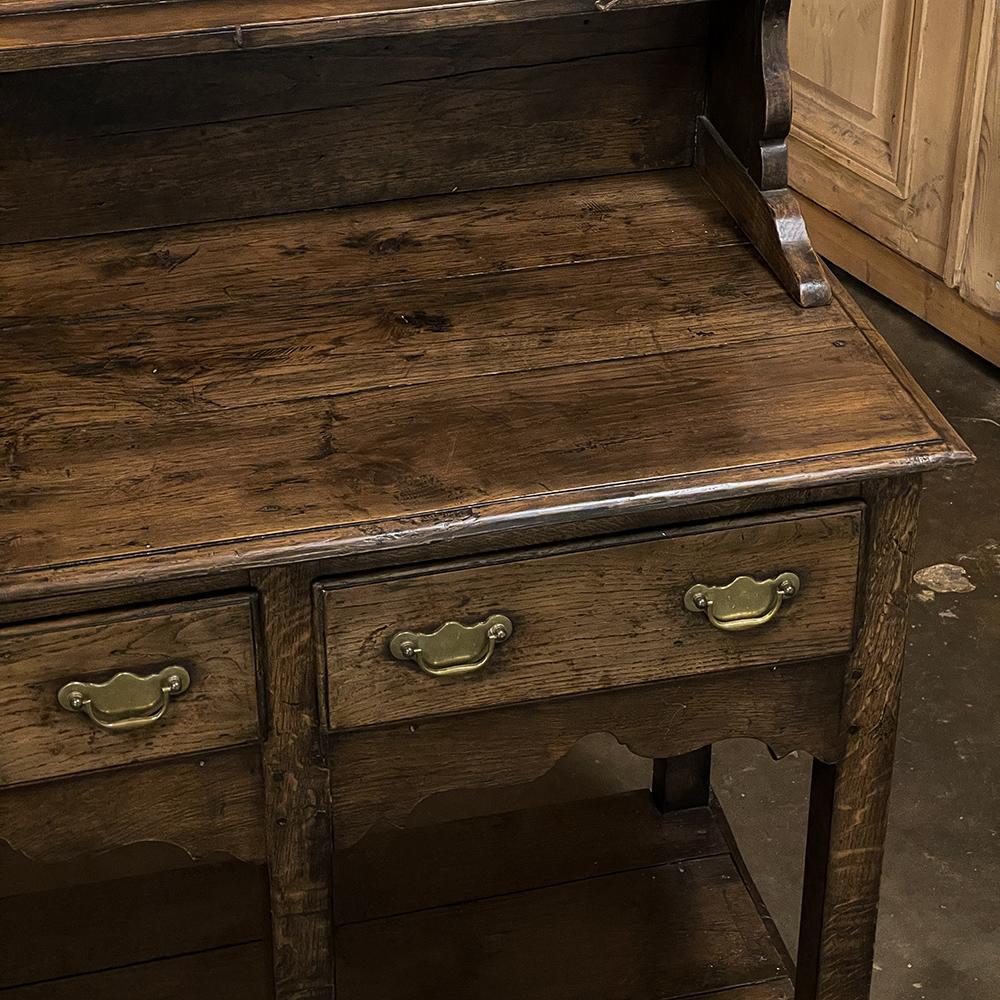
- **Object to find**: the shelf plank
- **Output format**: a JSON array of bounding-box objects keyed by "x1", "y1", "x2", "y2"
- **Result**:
[
  {"x1": 335, "y1": 792, "x2": 727, "y2": 923},
  {"x1": 0, "y1": 0, "x2": 711, "y2": 72},
  {"x1": 336, "y1": 854, "x2": 788, "y2": 999}
]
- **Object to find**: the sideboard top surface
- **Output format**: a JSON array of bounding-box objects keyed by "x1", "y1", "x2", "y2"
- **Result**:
[{"x1": 0, "y1": 168, "x2": 971, "y2": 600}]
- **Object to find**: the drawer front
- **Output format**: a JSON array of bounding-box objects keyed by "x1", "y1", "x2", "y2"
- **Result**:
[
  {"x1": 0, "y1": 594, "x2": 262, "y2": 787},
  {"x1": 318, "y1": 506, "x2": 862, "y2": 731}
]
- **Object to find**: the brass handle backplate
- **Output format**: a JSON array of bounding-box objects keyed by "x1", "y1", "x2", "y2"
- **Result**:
[
  {"x1": 684, "y1": 573, "x2": 800, "y2": 632},
  {"x1": 389, "y1": 614, "x2": 513, "y2": 678},
  {"x1": 57, "y1": 666, "x2": 191, "y2": 732}
]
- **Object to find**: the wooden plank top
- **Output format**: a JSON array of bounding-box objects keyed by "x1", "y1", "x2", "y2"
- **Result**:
[
  {"x1": 0, "y1": 0, "x2": 704, "y2": 71},
  {"x1": 0, "y1": 169, "x2": 970, "y2": 600}
]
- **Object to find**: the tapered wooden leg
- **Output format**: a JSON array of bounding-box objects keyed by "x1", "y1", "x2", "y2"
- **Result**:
[
  {"x1": 651, "y1": 747, "x2": 712, "y2": 813},
  {"x1": 795, "y1": 476, "x2": 921, "y2": 1000}
]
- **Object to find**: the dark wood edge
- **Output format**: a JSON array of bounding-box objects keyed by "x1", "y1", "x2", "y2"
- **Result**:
[
  {"x1": 0, "y1": 588, "x2": 257, "y2": 637},
  {"x1": 706, "y1": 0, "x2": 791, "y2": 190},
  {"x1": 710, "y1": 792, "x2": 796, "y2": 978},
  {"x1": 0, "y1": 0, "x2": 708, "y2": 73},
  {"x1": 828, "y1": 274, "x2": 976, "y2": 465},
  {"x1": 313, "y1": 500, "x2": 864, "y2": 591},
  {"x1": 696, "y1": 116, "x2": 831, "y2": 307},
  {"x1": 0, "y1": 440, "x2": 962, "y2": 605}
]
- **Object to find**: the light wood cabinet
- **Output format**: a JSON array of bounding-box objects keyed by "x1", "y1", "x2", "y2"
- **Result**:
[{"x1": 790, "y1": 0, "x2": 1000, "y2": 365}]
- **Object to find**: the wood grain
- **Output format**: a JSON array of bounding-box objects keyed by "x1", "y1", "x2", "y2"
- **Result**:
[
  {"x1": 0, "y1": 748, "x2": 266, "y2": 863},
  {"x1": 0, "y1": 942, "x2": 273, "y2": 1000},
  {"x1": 707, "y1": 0, "x2": 792, "y2": 190},
  {"x1": 335, "y1": 792, "x2": 726, "y2": 924},
  {"x1": 1, "y1": 22, "x2": 705, "y2": 242},
  {"x1": 328, "y1": 657, "x2": 847, "y2": 848},
  {"x1": 0, "y1": 595, "x2": 262, "y2": 787},
  {"x1": 0, "y1": 861, "x2": 269, "y2": 987},
  {"x1": 1, "y1": 178, "x2": 968, "y2": 601},
  {"x1": 0, "y1": 0, "x2": 712, "y2": 71},
  {"x1": 1, "y1": 170, "x2": 742, "y2": 322},
  {"x1": 319, "y1": 507, "x2": 862, "y2": 729},
  {"x1": 253, "y1": 565, "x2": 334, "y2": 1000},
  {"x1": 697, "y1": 116, "x2": 831, "y2": 306},
  {"x1": 795, "y1": 476, "x2": 923, "y2": 1000},
  {"x1": 0, "y1": 326, "x2": 950, "y2": 598},
  {"x1": 335, "y1": 855, "x2": 788, "y2": 999}
]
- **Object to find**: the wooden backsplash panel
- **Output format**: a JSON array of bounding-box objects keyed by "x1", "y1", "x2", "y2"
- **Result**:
[{"x1": 0, "y1": 7, "x2": 710, "y2": 243}]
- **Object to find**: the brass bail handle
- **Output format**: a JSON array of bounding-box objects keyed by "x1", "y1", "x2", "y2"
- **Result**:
[
  {"x1": 684, "y1": 572, "x2": 800, "y2": 632},
  {"x1": 57, "y1": 666, "x2": 191, "y2": 732},
  {"x1": 389, "y1": 614, "x2": 513, "y2": 678}
]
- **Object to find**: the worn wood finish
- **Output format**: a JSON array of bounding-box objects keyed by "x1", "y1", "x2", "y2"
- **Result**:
[
  {"x1": 319, "y1": 507, "x2": 862, "y2": 729},
  {"x1": 707, "y1": 0, "x2": 791, "y2": 190},
  {"x1": 253, "y1": 565, "x2": 334, "y2": 1000},
  {"x1": 329, "y1": 657, "x2": 847, "y2": 848},
  {"x1": 0, "y1": 748, "x2": 266, "y2": 864},
  {"x1": 0, "y1": 170, "x2": 740, "y2": 322},
  {"x1": 335, "y1": 792, "x2": 726, "y2": 924},
  {"x1": 795, "y1": 476, "x2": 923, "y2": 1000},
  {"x1": 0, "y1": 942, "x2": 274, "y2": 1000},
  {"x1": 0, "y1": 862, "x2": 269, "y2": 988},
  {"x1": 1, "y1": 16, "x2": 706, "y2": 243},
  {"x1": 0, "y1": 594, "x2": 262, "y2": 787},
  {"x1": 697, "y1": 117, "x2": 831, "y2": 306},
  {"x1": 336, "y1": 855, "x2": 789, "y2": 999},
  {"x1": 2, "y1": 175, "x2": 968, "y2": 601},
  {"x1": 0, "y1": 0, "x2": 712, "y2": 71}
]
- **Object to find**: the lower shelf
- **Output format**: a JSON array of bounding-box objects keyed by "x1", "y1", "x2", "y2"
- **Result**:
[{"x1": 334, "y1": 791, "x2": 795, "y2": 1000}]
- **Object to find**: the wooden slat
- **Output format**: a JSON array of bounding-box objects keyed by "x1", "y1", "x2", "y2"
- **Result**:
[
  {"x1": 335, "y1": 792, "x2": 726, "y2": 924},
  {"x1": 0, "y1": 0, "x2": 713, "y2": 71},
  {"x1": 328, "y1": 658, "x2": 847, "y2": 848},
  {"x1": 0, "y1": 942, "x2": 273, "y2": 1000},
  {"x1": 0, "y1": 170, "x2": 743, "y2": 321},
  {"x1": 2, "y1": 246, "x2": 848, "y2": 431},
  {"x1": 1, "y1": 26, "x2": 705, "y2": 242},
  {"x1": 0, "y1": 749, "x2": 266, "y2": 864},
  {"x1": 0, "y1": 862, "x2": 269, "y2": 987},
  {"x1": 335, "y1": 855, "x2": 788, "y2": 999}
]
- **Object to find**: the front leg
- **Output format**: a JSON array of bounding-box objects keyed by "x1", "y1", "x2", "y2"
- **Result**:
[{"x1": 795, "y1": 477, "x2": 921, "y2": 999}]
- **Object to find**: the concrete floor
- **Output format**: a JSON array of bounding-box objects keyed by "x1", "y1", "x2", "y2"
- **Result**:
[{"x1": 419, "y1": 273, "x2": 1000, "y2": 998}]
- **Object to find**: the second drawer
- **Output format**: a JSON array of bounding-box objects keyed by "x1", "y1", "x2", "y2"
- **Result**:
[{"x1": 318, "y1": 506, "x2": 862, "y2": 731}]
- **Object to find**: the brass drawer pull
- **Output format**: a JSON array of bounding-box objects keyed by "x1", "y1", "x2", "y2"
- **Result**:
[
  {"x1": 389, "y1": 614, "x2": 513, "y2": 678},
  {"x1": 684, "y1": 573, "x2": 800, "y2": 632},
  {"x1": 57, "y1": 666, "x2": 191, "y2": 732}
]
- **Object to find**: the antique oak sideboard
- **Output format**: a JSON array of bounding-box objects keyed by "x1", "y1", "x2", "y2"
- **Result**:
[{"x1": 0, "y1": 2, "x2": 972, "y2": 998}]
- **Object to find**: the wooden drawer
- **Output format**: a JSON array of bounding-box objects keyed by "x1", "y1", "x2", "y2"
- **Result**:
[
  {"x1": 0, "y1": 594, "x2": 262, "y2": 787},
  {"x1": 317, "y1": 506, "x2": 862, "y2": 731}
]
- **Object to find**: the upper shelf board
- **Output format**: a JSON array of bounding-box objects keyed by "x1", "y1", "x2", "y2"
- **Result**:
[{"x1": 0, "y1": 0, "x2": 711, "y2": 72}]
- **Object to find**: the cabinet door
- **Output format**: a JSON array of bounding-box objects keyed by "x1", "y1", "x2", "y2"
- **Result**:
[{"x1": 788, "y1": 0, "x2": 993, "y2": 280}]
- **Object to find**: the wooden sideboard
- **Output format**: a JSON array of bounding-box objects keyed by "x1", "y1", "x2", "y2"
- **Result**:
[{"x1": 0, "y1": 2, "x2": 973, "y2": 998}]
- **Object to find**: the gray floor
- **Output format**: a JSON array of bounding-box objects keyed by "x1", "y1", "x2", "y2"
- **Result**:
[
  {"x1": 713, "y1": 272, "x2": 1000, "y2": 1000},
  {"x1": 420, "y1": 273, "x2": 1000, "y2": 998}
]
